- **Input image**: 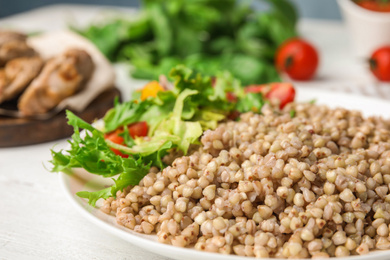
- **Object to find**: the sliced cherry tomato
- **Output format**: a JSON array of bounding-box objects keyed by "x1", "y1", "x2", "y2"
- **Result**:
[
  {"x1": 104, "y1": 121, "x2": 149, "y2": 157},
  {"x1": 245, "y1": 83, "x2": 295, "y2": 109},
  {"x1": 104, "y1": 129, "x2": 128, "y2": 157},
  {"x1": 128, "y1": 121, "x2": 148, "y2": 138},
  {"x1": 276, "y1": 38, "x2": 319, "y2": 81},
  {"x1": 369, "y1": 46, "x2": 390, "y2": 82}
]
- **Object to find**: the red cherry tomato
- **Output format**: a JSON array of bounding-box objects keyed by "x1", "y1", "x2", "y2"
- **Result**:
[
  {"x1": 276, "y1": 38, "x2": 319, "y2": 81},
  {"x1": 245, "y1": 83, "x2": 295, "y2": 109},
  {"x1": 104, "y1": 129, "x2": 127, "y2": 157},
  {"x1": 369, "y1": 46, "x2": 390, "y2": 82},
  {"x1": 128, "y1": 121, "x2": 149, "y2": 138},
  {"x1": 266, "y1": 83, "x2": 296, "y2": 109},
  {"x1": 356, "y1": 1, "x2": 390, "y2": 12},
  {"x1": 104, "y1": 121, "x2": 148, "y2": 157}
]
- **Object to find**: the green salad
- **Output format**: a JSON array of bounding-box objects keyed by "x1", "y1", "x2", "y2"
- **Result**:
[
  {"x1": 73, "y1": 0, "x2": 298, "y2": 85},
  {"x1": 50, "y1": 66, "x2": 295, "y2": 206}
]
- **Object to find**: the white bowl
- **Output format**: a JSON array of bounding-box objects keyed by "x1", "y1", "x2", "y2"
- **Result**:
[{"x1": 337, "y1": 0, "x2": 390, "y2": 57}]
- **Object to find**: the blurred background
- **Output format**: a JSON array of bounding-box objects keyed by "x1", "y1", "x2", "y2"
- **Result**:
[{"x1": 1, "y1": 0, "x2": 342, "y2": 20}]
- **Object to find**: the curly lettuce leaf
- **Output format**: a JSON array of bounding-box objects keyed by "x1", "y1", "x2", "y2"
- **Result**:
[
  {"x1": 52, "y1": 111, "x2": 128, "y2": 177},
  {"x1": 50, "y1": 111, "x2": 150, "y2": 206},
  {"x1": 195, "y1": 110, "x2": 227, "y2": 130},
  {"x1": 103, "y1": 90, "x2": 178, "y2": 136},
  {"x1": 76, "y1": 188, "x2": 111, "y2": 207},
  {"x1": 139, "y1": 90, "x2": 176, "y2": 135},
  {"x1": 103, "y1": 97, "x2": 150, "y2": 133},
  {"x1": 169, "y1": 65, "x2": 236, "y2": 115},
  {"x1": 76, "y1": 154, "x2": 150, "y2": 207},
  {"x1": 210, "y1": 71, "x2": 244, "y2": 101},
  {"x1": 171, "y1": 89, "x2": 203, "y2": 153},
  {"x1": 236, "y1": 92, "x2": 265, "y2": 113},
  {"x1": 153, "y1": 88, "x2": 203, "y2": 153}
]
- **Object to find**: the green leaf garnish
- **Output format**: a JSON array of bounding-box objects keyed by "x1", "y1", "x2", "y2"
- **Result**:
[{"x1": 50, "y1": 65, "x2": 274, "y2": 206}]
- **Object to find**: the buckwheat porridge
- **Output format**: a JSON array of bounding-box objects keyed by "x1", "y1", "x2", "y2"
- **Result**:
[{"x1": 99, "y1": 102, "x2": 390, "y2": 258}]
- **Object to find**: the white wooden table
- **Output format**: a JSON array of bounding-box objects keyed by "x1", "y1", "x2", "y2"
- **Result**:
[{"x1": 0, "y1": 4, "x2": 389, "y2": 260}]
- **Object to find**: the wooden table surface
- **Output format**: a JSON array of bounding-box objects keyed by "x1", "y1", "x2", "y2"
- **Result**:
[{"x1": 0, "y1": 4, "x2": 389, "y2": 260}]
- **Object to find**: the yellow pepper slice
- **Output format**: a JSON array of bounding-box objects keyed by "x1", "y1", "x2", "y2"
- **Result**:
[{"x1": 141, "y1": 81, "x2": 164, "y2": 101}]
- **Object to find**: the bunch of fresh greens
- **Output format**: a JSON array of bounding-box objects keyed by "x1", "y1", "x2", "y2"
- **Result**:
[
  {"x1": 50, "y1": 65, "x2": 266, "y2": 206},
  {"x1": 74, "y1": 0, "x2": 298, "y2": 85}
]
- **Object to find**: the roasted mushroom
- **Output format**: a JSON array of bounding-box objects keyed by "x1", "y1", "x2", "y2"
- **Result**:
[
  {"x1": 0, "y1": 56, "x2": 43, "y2": 103},
  {"x1": 0, "y1": 31, "x2": 37, "y2": 67},
  {"x1": 18, "y1": 48, "x2": 94, "y2": 116}
]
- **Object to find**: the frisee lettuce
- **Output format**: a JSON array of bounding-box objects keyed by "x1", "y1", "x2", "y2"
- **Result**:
[{"x1": 50, "y1": 111, "x2": 151, "y2": 206}]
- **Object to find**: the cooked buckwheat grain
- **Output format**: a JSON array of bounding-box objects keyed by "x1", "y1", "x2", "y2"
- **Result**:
[{"x1": 102, "y1": 102, "x2": 390, "y2": 258}]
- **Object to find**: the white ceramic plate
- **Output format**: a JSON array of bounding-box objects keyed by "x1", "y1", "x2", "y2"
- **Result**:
[{"x1": 59, "y1": 88, "x2": 390, "y2": 260}]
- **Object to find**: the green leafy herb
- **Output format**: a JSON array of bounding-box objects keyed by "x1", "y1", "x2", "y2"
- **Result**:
[
  {"x1": 103, "y1": 97, "x2": 149, "y2": 133},
  {"x1": 74, "y1": 0, "x2": 298, "y2": 85},
  {"x1": 120, "y1": 127, "x2": 136, "y2": 147},
  {"x1": 290, "y1": 109, "x2": 296, "y2": 118}
]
